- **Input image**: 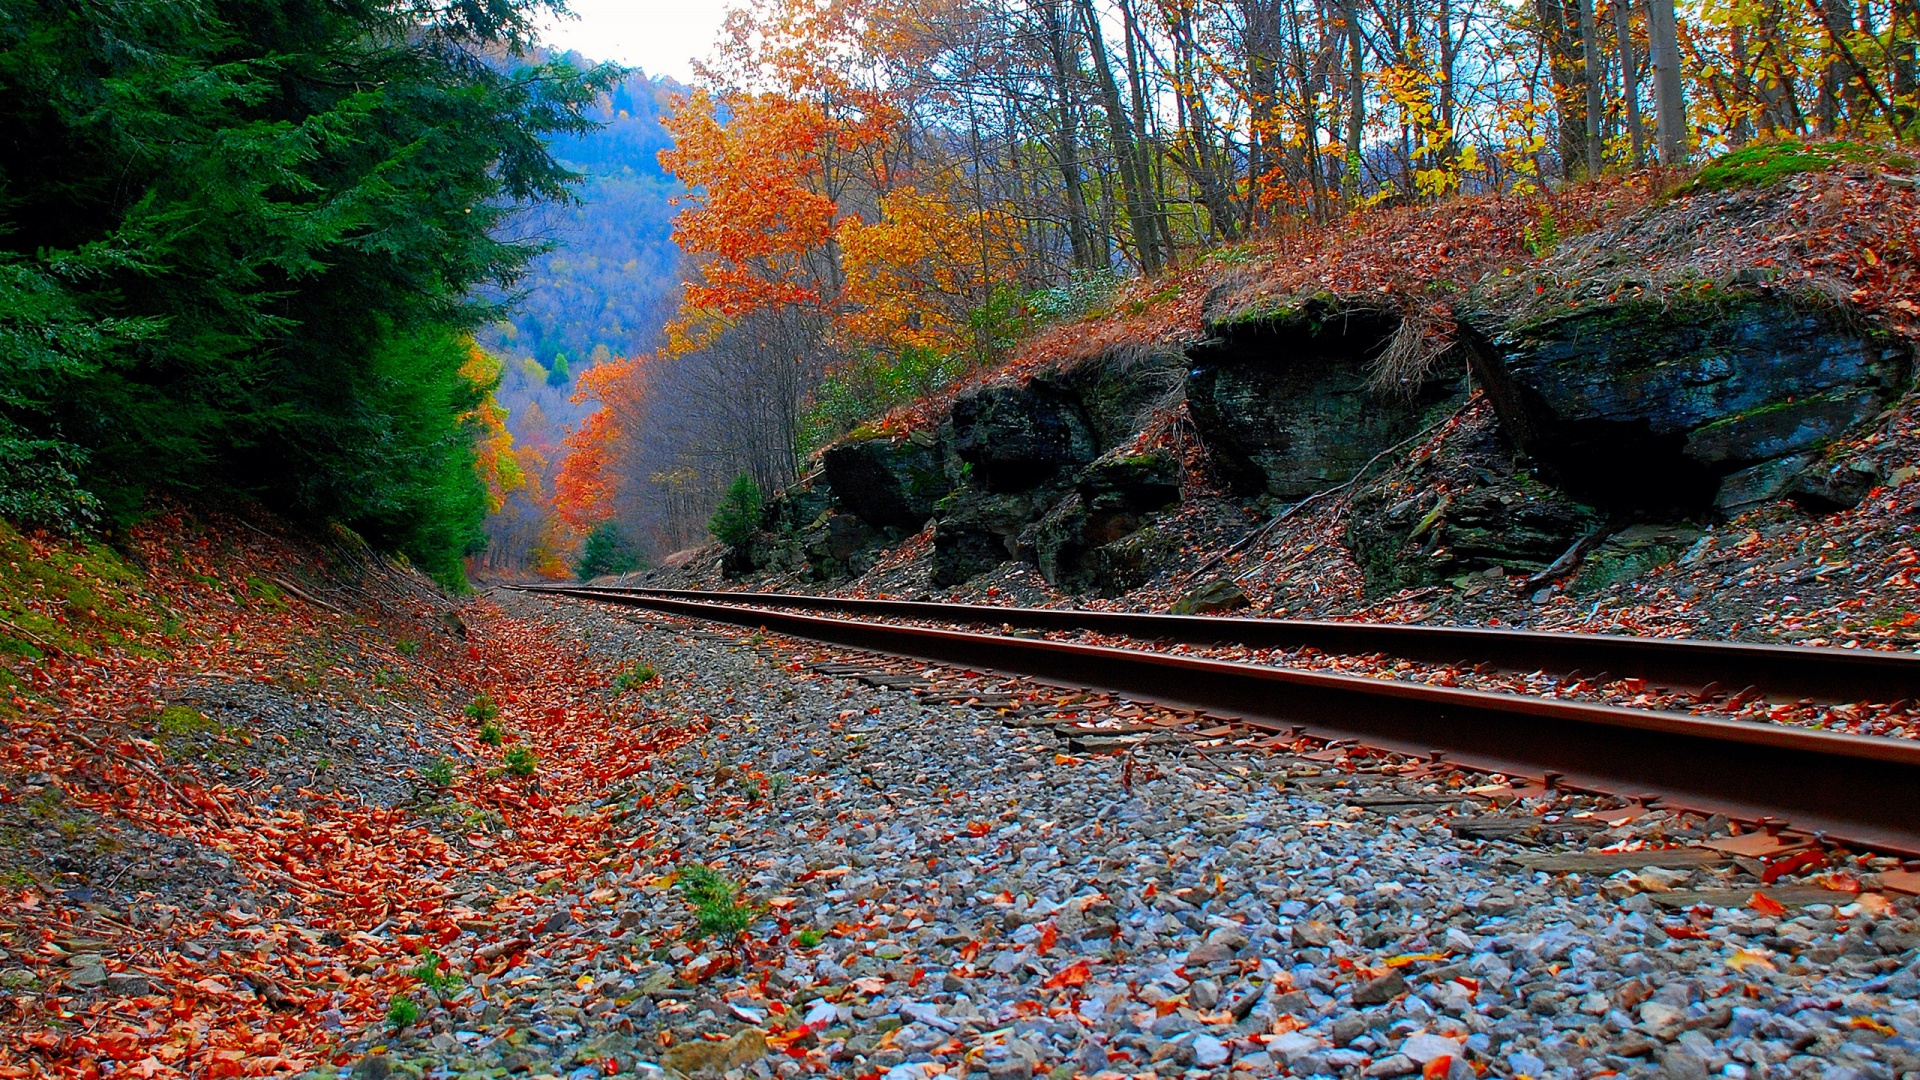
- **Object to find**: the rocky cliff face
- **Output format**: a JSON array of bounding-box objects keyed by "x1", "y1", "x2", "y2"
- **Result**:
[
  {"x1": 734, "y1": 271, "x2": 1910, "y2": 601},
  {"x1": 1187, "y1": 299, "x2": 1467, "y2": 497},
  {"x1": 1471, "y1": 293, "x2": 1912, "y2": 517}
]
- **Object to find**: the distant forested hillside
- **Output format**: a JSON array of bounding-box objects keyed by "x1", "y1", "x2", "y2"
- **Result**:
[
  {"x1": 474, "y1": 64, "x2": 688, "y2": 576},
  {"x1": 480, "y1": 65, "x2": 684, "y2": 389}
]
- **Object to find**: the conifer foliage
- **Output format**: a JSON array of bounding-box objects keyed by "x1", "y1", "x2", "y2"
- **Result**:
[{"x1": 0, "y1": 0, "x2": 614, "y2": 585}]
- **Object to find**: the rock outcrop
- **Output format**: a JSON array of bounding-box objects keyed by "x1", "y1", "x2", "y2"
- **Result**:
[
  {"x1": 1032, "y1": 454, "x2": 1183, "y2": 595},
  {"x1": 947, "y1": 382, "x2": 1099, "y2": 492},
  {"x1": 1186, "y1": 299, "x2": 1467, "y2": 497},
  {"x1": 1471, "y1": 292, "x2": 1912, "y2": 515},
  {"x1": 1345, "y1": 410, "x2": 1603, "y2": 595},
  {"x1": 819, "y1": 433, "x2": 949, "y2": 531}
]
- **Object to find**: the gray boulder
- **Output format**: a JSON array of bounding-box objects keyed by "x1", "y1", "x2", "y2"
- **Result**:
[
  {"x1": 948, "y1": 383, "x2": 1098, "y2": 492},
  {"x1": 820, "y1": 434, "x2": 948, "y2": 531},
  {"x1": 1187, "y1": 299, "x2": 1465, "y2": 497},
  {"x1": 1471, "y1": 293, "x2": 1911, "y2": 515}
]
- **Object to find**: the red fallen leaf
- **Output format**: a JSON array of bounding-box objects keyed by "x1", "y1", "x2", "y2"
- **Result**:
[
  {"x1": 1810, "y1": 872, "x2": 1861, "y2": 894},
  {"x1": 1423, "y1": 1056, "x2": 1455, "y2": 1080},
  {"x1": 1037, "y1": 922, "x2": 1058, "y2": 953},
  {"x1": 958, "y1": 941, "x2": 981, "y2": 962},
  {"x1": 1664, "y1": 924, "x2": 1710, "y2": 940},
  {"x1": 1763, "y1": 849, "x2": 1828, "y2": 884},
  {"x1": 1747, "y1": 892, "x2": 1788, "y2": 917},
  {"x1": 1043, "y1": 960, "x2": 1091, "y2": 988},
  {"x1": 965, "y1": 821, "x2": 990, "y2": 837}
]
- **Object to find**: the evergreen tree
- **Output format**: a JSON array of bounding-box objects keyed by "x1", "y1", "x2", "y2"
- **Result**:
[
  {"x1": 0, "y1": 0, "x2": 615, "y2": 586},
  {"x1": 574, "y1": 522, "x2": 643, "y2": 580},
  {"x1": 707, "y1": 474, "x2": 763, "y2": 554}
]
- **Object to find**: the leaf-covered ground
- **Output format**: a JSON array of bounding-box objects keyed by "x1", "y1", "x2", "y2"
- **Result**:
[{"x1": 0, "y1": 510, "x2": 687, "y2": 1077}]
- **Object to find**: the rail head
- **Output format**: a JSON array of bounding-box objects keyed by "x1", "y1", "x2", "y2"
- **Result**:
[{"x1": 538, "y1": 583, "x2": 1920, "y2": 703}]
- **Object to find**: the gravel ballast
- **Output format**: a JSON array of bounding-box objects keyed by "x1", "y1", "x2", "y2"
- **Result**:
[{"x1": 314, "y1": 590, "x2": 1920, "y2": 1080}]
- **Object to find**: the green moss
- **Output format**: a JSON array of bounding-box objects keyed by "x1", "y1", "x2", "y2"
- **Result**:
[
  {"x1": 1571, "y1": 544, "x2": 1679, "y2": 595},
  {"x1": 0, "y1": 522, "x2": 153, "y2": 664},
  {"x1": 1683, "y1": 140, "x2": 1915, "y2": 195}
]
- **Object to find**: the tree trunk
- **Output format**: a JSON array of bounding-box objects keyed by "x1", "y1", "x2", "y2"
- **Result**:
[
  {"x1": 1075, "y1": 0, "x2": 1162, "y2": 272},
  {"x1": 1574, "y1": 0, "x2": 1605, "y2": 174},
  {"x1": 1344, "y1": 0, "x2": 1364, "y2": 199},
  {"x1": 1533, "y1": 0, "x2": 1592, "y2": 177},
  {"x1": 1579, "y1": 0, "x2": 1605, "y2": 176},
  {"x1": 1043, "y1": 0, "x2": 1097, "y2": 269},
  {"x1": 1645, "y1": 0, "x2": 1686, "y2": 163},
  {"x1": 1614, "y1": 0, "x2": 1644, "y2": 166}
]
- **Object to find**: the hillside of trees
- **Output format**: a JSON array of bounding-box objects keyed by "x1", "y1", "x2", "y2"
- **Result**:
[
  {"x1": 471, "y1": 66, "x2": 689, "y2": 577},
  {"x1": 546, "y1": 0, "x2": 1918, "y2": 568}
]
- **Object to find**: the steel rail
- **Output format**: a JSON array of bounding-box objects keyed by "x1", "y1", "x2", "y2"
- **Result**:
[
  {"x1": 516, "y1": 584, "x2": 1920, "y2": 855},
  {"x1": 559, "y1": 586, "x2": 1920, "y2": 704}
]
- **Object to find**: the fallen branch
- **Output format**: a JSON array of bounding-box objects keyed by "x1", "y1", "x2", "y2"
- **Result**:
[
  {"x1": 1524, "y1": 521, "x2": 1617, "y2": 590},
  {"x1": 266, "y1": 574, "x2": 347, "y2": 616}
]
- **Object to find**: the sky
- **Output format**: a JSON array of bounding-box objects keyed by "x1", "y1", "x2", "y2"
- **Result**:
[{"x1": 538, "y1": 0, "x2": 730, "y2": 82}]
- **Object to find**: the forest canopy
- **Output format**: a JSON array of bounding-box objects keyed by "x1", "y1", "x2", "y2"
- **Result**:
[{"x1": 0, "y1": 0, "x2": 614, "y2": 585}]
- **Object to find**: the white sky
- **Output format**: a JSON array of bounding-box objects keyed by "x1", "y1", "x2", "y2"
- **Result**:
[{"x1": 538, "y1": 0, "x2": 731, "y2": 82}]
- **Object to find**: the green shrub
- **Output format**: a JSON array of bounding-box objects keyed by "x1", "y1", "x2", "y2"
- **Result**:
[
  {"x1": 479, "y1": 721, "x2": 504, "y2": 746},
  {"x1": 502, "y1": 746, "x2": 537, "y2": 778},
  {"x1": 676, "y1": 864, "x2": 757, "y2": 943},
  {"x1": 387, "y1": 995, "x2": 419, "y2": 1029},
  {"x1": 411, "y1": 947, "x2": 463, "y2": 1001},
  {"x1": 614, "y1": 663, "x2": 658, "y2": 692},
  {"x1": 420, "y1": 757, "x2": 455, "y2": 789},
  {"x1": 707, "y1": 474, "x2": 763, "y2": 552},
  {"x1": 796, "y1": 929, "x2": 823, "y2": 948},
  {"x1": 465, "y1": 694, "x2": 499, "y2": 723},
  {"x1": 574, "y1": 522, "x2": 645, "y2": 580}
]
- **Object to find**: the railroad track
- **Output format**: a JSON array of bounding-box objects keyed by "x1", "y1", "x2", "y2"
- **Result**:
[{"x1": 512, "y1": 584, "x2": 1920, "y2": 856}]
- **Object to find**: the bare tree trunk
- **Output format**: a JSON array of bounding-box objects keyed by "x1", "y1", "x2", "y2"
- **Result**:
[
  {"x1": 1614, "y1": 0, "x2": 1644, "y2": 165},
  {"x1": 1645, "y1": 0, "x2": 1686, "y2": 162},
  {"x1": 1344, "y1": 0, "x2": 1365, "y2": 198},
  {"x1": 1043, "y1": 0, "x2": 1097, "y2": 269},
  {"x1": 1075, "y1": 0, "x2": 1163, "y2": 272},
  {"x1": 1534, "y1": 0, "x2": 1592, "y2": 177},
  {"x1": 1896, "y1": 0, "x2": 1920, "y2": 132},
  {"x1": 1579, "y1": 0, "x2": 1606, "y2": 176},
  {"x1": 1118, "y1": 0, "x2": 1177, "y2": 259}
]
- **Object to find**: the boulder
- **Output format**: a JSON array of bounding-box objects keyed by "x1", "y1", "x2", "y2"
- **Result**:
[
  {"x1": 1344, "y1": 410, "x2": 1603, "y2": 594},
  {"x1": 930, "y1": 489, "x2": 1060, "y2": 587},
  {"x1": 1470, "y1": 293, "x2": 1911, "y2": 515},
  {"x1": 1033, "y1": 454, "x2": 1183, "y2": 595},
  {"x1": 821, "y1": 434, "x2": 948, "y2": 531},
  {"x1": 1170, "y1": 579, "x2": 1251, "y2": 615},
  {"x1": 948, "y1": 382, "x2": 1099, "y2": 492},
  {"x1": 1186, "y1": 299, "x2": 1466, "y2": 497},
  {"x1": 1034, "y1": 347, "x2": 1186, "y2": 448}
]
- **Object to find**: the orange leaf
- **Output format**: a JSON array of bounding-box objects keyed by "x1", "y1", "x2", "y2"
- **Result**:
[
  {"x1": 1043, "y1": 960, "x2": 1091, "y2": 988},
  {"x1": 1746, "y1": 892, "x2": 1787, "y2": 917}
]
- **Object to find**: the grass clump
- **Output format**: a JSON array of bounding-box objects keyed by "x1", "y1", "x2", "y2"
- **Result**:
[
  {"x1": 464, "y1": 693, "x2": 499, "y2": 723},
  {"x1": 676, "y1": 863, "x2": 758, "y2": 943},
  {"x1": 478, "y1": 721, "x2": 503, "y2": 746},
  {"x1": 613, "y1": 662, "x2": 658, "y2": 692},
  {"x1": 501, "y1": 746, "x2": 537, "y2": 778},
  {"x1": 411, "y1": 947, "x2": 463, "y2": 1001},
  {"x1": 386, "y1": 995, "x2": 419, "y2": 1029},
  {"x1": 419, "y1": 756, "x2": 455, "y2": 789},
  {"x1": 795, "y1": 929, "x2": 823, "y2": 948}
]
